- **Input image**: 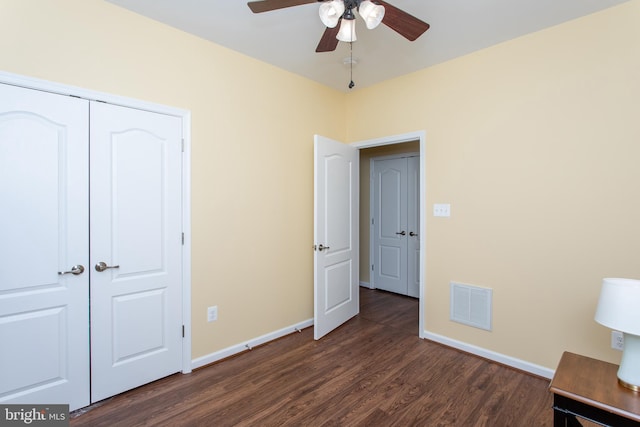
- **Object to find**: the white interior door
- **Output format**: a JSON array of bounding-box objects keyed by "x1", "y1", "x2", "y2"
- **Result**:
[
  {"x1": 314, "y1": 135, "x2": 359, "y2": 340},
  {"x1": 373, "y1": 158, "x2": 408, "y2": 295},
  {"x1": 0, "y1": 83, "x2": 90, "y2": 410},
  {"x1": 89, "y1": 102, "x2": 183, "y2": 402}
]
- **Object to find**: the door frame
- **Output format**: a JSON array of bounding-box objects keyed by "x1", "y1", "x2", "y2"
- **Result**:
[
  {"x1": 351, "y1": 131, "x2": 426, "y2": 338},
  {"x1": 0, "y1": 70, "x2": 193, "y2": 373}
]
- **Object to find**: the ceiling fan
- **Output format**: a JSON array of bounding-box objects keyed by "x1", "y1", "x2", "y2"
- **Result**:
[{"x1": 247, "y1": 0, "x2": 430, "y2": 53}]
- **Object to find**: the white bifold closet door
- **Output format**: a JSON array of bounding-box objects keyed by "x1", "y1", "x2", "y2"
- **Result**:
[
  {"x1": 0, "y1": 83, "x2": 183, "y2": 411},
  {"x1": 0, "y1": 83, "x2": 91, "y2": 410},
  {"x1": 89, "y1": 101, "x2": 183, "y2": 403},
  {"x1": 372, "y1": 156, "x2": 420, "y2": 297}
]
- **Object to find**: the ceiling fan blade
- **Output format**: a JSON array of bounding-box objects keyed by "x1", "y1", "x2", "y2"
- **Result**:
[
  {"x1": 376, "y1": 0, "x2": 429, "y2": 41},
  {"x1": 316, "y1": 25, "x2": 340, "y2": 53},
  {"x1": 248, "y1": 0, "x2": 317, "y2": 13}
]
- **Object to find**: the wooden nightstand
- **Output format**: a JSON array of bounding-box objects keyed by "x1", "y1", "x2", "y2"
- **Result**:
[{"x1": 549, "y1": 352, "x2": 640, "y2": 426}]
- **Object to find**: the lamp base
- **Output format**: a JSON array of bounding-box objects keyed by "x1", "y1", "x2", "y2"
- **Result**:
[
  {"x1": 617, "y1": 333, "x2": 640, "y2": 392},
  {"x1": 618, "y1": 378, "x2": 640, "y2": 392}
]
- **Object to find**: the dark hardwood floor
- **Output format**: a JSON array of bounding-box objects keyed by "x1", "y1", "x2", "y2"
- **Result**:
[{"x1": 71, "y1": 288, "x2": 553, "y2": 426}]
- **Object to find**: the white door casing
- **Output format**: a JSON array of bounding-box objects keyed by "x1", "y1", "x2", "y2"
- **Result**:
[
  {"x1": 313, "y1": 135, "x2": 359, "y2": 340},
  {"x1": 0, "y1": 83, "x2": 91, "y2": 410},
  {"x1": 89, "y1": 102, "x2": 183, "y2": 402}
]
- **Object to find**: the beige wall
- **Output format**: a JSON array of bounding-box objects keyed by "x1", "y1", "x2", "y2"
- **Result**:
[
  {"x1": 359, "y1": 142, "x2": 420, "y2": 285},
  {"x1": 2, "y1": 0, "x2": 639, "y2": 373},
  {"x1": 0, "y1": 0, "x2": 345, "y2": 359},
  {"x1": 347, "y1": 1, "x2": 640, "y2": 369}
]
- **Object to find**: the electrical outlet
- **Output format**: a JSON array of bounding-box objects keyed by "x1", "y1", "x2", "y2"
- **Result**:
[
  {"x1": 207, "y1": 306, "x2": 218, "y2": 322},
  {"x1": 611, "y1": 330, "x2": 624, "y2": 351}
]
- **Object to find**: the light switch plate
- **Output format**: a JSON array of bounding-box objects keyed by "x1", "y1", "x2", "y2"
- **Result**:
[{"x1": 433, "y1": 203, "x2": 451, "y2": 217}]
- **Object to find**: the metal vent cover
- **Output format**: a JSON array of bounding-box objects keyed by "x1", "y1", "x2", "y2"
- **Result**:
[{"x1": 450, "y1": 282, "x2": 492, "y2": 331}]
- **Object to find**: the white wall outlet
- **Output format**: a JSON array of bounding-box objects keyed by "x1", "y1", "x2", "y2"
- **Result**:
[
  {"x1": 207, "y1": 305, "x2": 218, "y2": 322},
  {"x1": 433, "y1": 203, "x2": 451, "y2": 217},
  {"x1": 611, "y1": 330, "x2": 624, "y2": 351}
]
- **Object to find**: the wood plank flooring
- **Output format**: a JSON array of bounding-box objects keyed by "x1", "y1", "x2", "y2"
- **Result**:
[{"x1": 71, "y1": 288, "x2": 553, "y2": 426}]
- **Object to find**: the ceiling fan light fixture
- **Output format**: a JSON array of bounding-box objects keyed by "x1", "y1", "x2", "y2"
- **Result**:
[
  {"x1": 319, "y1": 0, "x2": 345, "y2": 28},
  {"x1": 336, "y1": 16, "x2": 357, "y2": 42},
  {"x1": 359, "y1": 0, "x2": 385, "y2": 29}
]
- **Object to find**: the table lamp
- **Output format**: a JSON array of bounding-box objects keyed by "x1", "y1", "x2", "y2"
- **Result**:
[{"x1": 595, "y1": 278, "x2": 640, "y2": 391}]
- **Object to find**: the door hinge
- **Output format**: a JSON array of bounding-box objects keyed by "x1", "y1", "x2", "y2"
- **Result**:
[
  {"x1": 182, "y1": 232, "x2": 185, "y2": 245},
  {"x1": 371, "y1": 218, "x2": 374, "y2": 225},
  {"x1": 372, "y1": 264, "x2": 374, "y2": 271},
  {"x1": 181, "y1": 139, "x2": 185, "y2": 153},
  {"x1": 182, "y1": 325, "x2": 185, "y2": 338}
]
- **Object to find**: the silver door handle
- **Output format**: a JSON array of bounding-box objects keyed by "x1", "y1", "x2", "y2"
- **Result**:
[
  {"x1": 58, "y1": 265, "x2": 85, "y2": 275},
  {"x1": 95, "y1": 262, "x2": 120, "y2": 272},
  {"x1": 396, "y1": 231, "x2": 406, "y2": 236},
  {"x1": 409, "y1": 231, "x2": 418, "y2": 237},
  {"x1": 316, "y1": 244, "x2": 330, "y2": 252}
]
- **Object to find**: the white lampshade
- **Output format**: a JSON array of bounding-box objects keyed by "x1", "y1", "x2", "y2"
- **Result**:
[
  {"x1": 358, "y1": 0, "x2": 385, "y2": 29},
  {"x1": 595, "y1": 278, "x2": 640, "y2": 335},
  {"x1": 319, "y1": 0, "x2": 345, "y2": 28},
  {"x1": 337, "y1": 18, "x2": 356, "y2": 42},
  {"x1": 595, "y1": 278, "x2": 640, "y2": 391}
]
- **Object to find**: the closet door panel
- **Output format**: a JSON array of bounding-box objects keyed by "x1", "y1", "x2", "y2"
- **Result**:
[
  {"x1": 0, "y1": 83, "x2": 90, "y2": 411},
  {"x1": 373, "y1": 158, "x2": 408, "y2": 295},
  {"x1": 89, "y1": 102, "x2": 183, "y2": 402},
  {"x1": 407, "y1": 156, "x2": 420, "y2": 298}
]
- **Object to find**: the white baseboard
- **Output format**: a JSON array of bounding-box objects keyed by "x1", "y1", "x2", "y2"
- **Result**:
[
  {"x1": 191, "y1": 318, "x2": 314, "y2": 370},
  {"x1": 422, "y1": 330, "x2": 555, "y2": 379},
  {"x1": 359, "y1": 281, "x2": 374, "y2": 289},
  {"x1": 191, "y1": 321, "x2": 554, "y2": 379}
]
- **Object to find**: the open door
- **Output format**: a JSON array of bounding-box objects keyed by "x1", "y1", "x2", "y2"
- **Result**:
[{"x1": 313, "y1": 135, "x2": 359, "y2": 340}]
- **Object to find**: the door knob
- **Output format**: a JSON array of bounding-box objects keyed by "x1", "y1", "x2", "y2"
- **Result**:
[
  {"x1": 58, "y1": 265, "x2": 85, "y2": 275},
  {"x1": 409, "y1": 231, "x2": 418, "y2": 237},
  {"x1": 396, "y1": 231, "x2": 406, "y2": 236},
  {"x1": 316, "y1": 244, "x2": 330, "y2": 252},
  {"x1": 95, "y1": 262, "x2": 120, "y2": 272}
]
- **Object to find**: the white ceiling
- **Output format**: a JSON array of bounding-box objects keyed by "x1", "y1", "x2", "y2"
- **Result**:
[{"x1": 105, "y1": 0, "x2": 629, "y2": 92}]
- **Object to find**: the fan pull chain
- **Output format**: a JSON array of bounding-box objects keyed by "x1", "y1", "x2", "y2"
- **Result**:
[{"x1": 348, "y1": 41, "x2": 355, "y2": 89}]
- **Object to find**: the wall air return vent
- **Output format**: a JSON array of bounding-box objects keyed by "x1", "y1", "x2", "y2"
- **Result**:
[{"x1": 450, "y1": 282, "x2": 492, "y2": 331}]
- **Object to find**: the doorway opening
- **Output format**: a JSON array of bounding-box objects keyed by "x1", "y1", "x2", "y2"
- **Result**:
[
  {"x1": 360, "y1": 143, "x2": 420, "y2": 297},
  {"x1": 351, "y1": 131, "x2": 426, "y2": 338}
]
